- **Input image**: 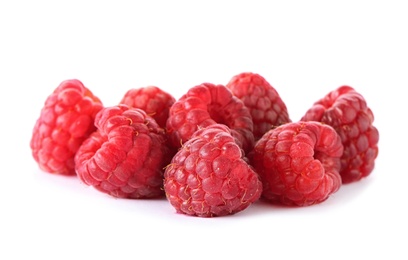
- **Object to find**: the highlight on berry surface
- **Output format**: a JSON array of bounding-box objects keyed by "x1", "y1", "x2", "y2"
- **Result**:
[{"x1": 30, "y1": 79, "x2": 103, "y2": 175}]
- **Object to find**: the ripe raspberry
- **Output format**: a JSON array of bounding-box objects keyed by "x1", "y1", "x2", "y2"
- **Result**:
[
  {"x1": 74, "y1": 105, "x2": 171, "y2": 199},
  {"x1": 250, "y1": 121, "x2": 343, "y2": 206},
  {"x1": 164, "y1": 124, "x2": 262, "y2": 217},
  {"x1": 166, "y1": 83, "x2": 254, "y2": 153},
  {"x1": 119, "y1": 86, "x2": 176, "y2": 129},
  {"x1": 226, "y1": 72, "x2": 291, "y2": 141},
  {"x1": 30, "y1": 79, "x2": 103, "y2": 175},
  {"x1": 301, "y1": 86, "x2": 379, "y2": 183}
]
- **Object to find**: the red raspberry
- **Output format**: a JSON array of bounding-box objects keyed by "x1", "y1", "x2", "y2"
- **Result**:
[
  {"x1": 164, "y1": 124, "x2": 262, "y2": 217},
  {"x1": 74, "y1": 105, "x2": 171, "y2": 199},
  {"x1": 119, "y1": 86, "x2": 176, "y2": 129},
  {"x1": 30, "y1": 79, "x2": 103, "y2": 175},
  {"x1": 166, "y1": 83, "x2": 254, "y2": 154},
  {"x1": 301, "y1": 86, "x2": 379, "y2": 183},
  {"x1": 226, "y1": 72, "x2": 291, "y2": 141},
  {"x1": 250, "y1": 121, "x2": 343, "y2": 206}
]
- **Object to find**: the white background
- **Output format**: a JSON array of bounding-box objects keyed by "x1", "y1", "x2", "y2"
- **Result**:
[{"x1": 1, "y1": 1, "x2": 407, "y2": 259}]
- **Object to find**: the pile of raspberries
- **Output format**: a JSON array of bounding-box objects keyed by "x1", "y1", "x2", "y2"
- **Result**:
[{"x1": 30, "y1": 72, "x2": 379, "y2": 217}]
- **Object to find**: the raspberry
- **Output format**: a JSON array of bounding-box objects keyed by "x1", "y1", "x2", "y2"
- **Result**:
[
  {"x1": 119, "y1": 86, "x2": 176, "y2": 129},
  {"x1": 30, "y1": 79, "x2": 103, "y2": 175},
  {"x1": 250, "y1": 121, "x2": 343, "y2": 206},
  {"x1": 74, "y1": 105, "x2": 171, "y2": 199},
  {"x1": 226, "y1": 72, "x2": 291, "y2": 141},
  {"x1": 164, "y1": 124, "x2": 262, "y2": 217},
  {"x1": 166, "y1": 83, "x2": 254, "y2": 154},
  {"x1": 301, "y1": 86, "x2": 379, "y2": 183}
]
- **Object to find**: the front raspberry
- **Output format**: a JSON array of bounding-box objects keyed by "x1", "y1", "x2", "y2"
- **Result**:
[
  {"x1": 30, "y1": 79, "x2": 103, "y2": 175},
  {"x1": 75, "y1": 105, "x2": 171, "y2": 199},
  {"x1": 226, "y1": 72, "x2": 291, "y2": 141},
  {"x1": 250, "y1": 121, "x2": 343, "y2": 206},
  {"x1": 119, "y1": 86, "x2": 176, "y2": 129},
  {"x1": 164, "y1": 124, "x2": 262, "y2": 217},
  {"x1": 301, "y1": 86, "x2": 379, "y2": 183},
  {"x1": 166, "y1": 83, "x2": 254, "y2": 154}
]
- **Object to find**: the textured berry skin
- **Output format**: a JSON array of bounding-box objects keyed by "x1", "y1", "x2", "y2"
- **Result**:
[
  {"x1": 164, "y1": 124, "x2": 262, "y2": 217},
  {"x1": 226, "y1": 72, "x2": 291, "y2": 141},
  {"x1": 75, "y1": 105, "x2": 171, "y2": 199},
  {"x1": 166, "y1": 83, "x2": 254, "y2": 154},
  {"x1": 250, "y1": 121, "x2": 343, "y2": 206},
  {"x1": 301, "y1": 86, "x2": 379, "y2": 183},
  {"x1": 30, "y1": 79, "x2": 103, "y2": 175},
  {"x1": 119, "y1": 86, "x2": 176, "y2": 129}
]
